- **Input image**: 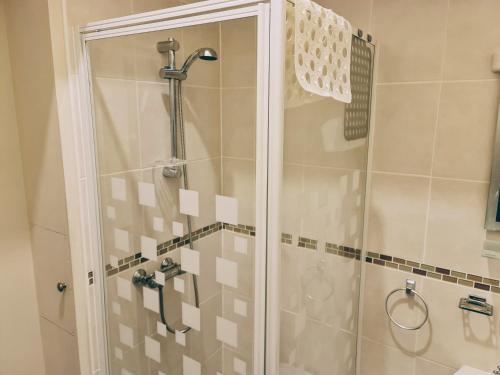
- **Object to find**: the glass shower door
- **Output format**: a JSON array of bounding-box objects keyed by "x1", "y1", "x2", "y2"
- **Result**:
[
  {"x1": 278, "y1": 2, "x2": 374, "y2": 374},
  {"x1": 86, "y1": 13, "x2": 263, "y2": 375}
]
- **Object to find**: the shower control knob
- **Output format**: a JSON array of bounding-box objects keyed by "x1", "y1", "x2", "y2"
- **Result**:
[{"x1": 56, "y1": 282, "x2": 67, "y2": 293}]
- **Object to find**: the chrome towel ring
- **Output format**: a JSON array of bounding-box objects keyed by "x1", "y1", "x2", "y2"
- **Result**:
[{"x1": 385, "y1": 279, "x2": 429, "y2": 331}]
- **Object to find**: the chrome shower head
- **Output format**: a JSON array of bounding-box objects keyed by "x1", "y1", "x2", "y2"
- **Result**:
[{"x1": 181, "y1": 48, "x2": 218, "y2": 73}]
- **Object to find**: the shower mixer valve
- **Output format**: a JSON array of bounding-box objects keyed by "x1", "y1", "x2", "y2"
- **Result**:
[{"x1": 132, "y1": 257, "x2": 185, "y2": 288}]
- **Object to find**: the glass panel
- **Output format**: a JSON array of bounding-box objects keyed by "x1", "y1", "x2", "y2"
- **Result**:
[
  {"x1": 87, "y1": 16, "x2": 258, "y2": 375},
  {"x1": 279, "y1": 2, "x2": 374, "y2": 374}
]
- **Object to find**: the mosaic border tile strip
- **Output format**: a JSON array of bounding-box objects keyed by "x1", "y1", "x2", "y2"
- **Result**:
[
  {"x1": 366, "y1": 251, "x2": 500, "y2": 294},
  {"x1": 95, "y1": 220, "x2": 500, "y2": 296},
  {"x1": 105, "y1": 223, "x2": 222, "y2": 277}
]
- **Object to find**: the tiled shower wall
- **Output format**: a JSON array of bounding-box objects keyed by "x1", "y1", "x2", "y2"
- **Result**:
[
  {"x1": 4, "y1": 0, "x2": 80, "y2": 374},
  {"x1": 90, "y1": 13, "x2": 257, "y2": 375},
  {"x1": 312, "y1": 0, "x2": 500, "y2": 373}
]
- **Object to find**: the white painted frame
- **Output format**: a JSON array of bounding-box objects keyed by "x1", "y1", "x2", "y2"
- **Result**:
[{"x1": 67, "y1": 1, "x2": 274, "y2": 374}]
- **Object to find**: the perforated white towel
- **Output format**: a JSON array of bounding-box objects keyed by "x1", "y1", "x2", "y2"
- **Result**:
[{"x1": 294, "y1": 0, "x2": 353, "y2": 103}]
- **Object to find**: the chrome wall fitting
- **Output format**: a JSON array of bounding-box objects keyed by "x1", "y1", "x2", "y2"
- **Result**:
[
  {"x1": 56, "y1": 282, "x2": 67, "y2": 293},
  {"x1": 459, "y1": 295, "x2": 494, "y2": 316},
  {"x1": 385, "y1": 279, "x2": 429, "y2": 331}
]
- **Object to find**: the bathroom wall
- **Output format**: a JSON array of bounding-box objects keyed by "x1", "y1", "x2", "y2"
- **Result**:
[
  {"x1": 0, "y1": 2, "x2": 46, "y2": 374},
  {"x1": 310, "y1": 0, "x2": 500, "y2": 373},
  {"x1": 3, "y1": 0, "x2": 80, "y2": 374}
]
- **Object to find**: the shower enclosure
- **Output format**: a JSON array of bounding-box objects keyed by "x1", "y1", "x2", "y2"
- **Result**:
[{"x1": 73, "y1": 1, "x2": 374, "y2": 374}]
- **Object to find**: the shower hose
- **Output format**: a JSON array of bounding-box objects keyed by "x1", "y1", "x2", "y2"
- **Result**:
[{"x1": 156, "y1": 81, "x2": 200, "y2": 335}]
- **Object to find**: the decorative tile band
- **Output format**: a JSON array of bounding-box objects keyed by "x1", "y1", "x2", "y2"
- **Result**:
[
  {"x1": 222, "y1": 223, "x2": 255, "y2": 236},
  {"x1": 96, "y1": 221, "x2": 500, "y2": 296},
  {"x1": 105, "y1": 222, "x2": 222, "y2": 277},
  {"x1": 365, "y1": 251, "x2": 500, "y2": 295},
  {"x1": 298, "y1": 236, "x2": 318, "y2": 250}
]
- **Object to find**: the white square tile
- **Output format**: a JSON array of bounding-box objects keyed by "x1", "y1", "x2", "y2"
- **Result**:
[
  {"x1": 234, "y1": 298, "x2": 247, "y2": 317},
  {"x1": 121, "y1": 369, "x2": 133, "y2": 375},
  {"x1": 216, "y1": 195, "x2": 238, "y2": 225},
  {"x1": 143, "y1": 287, "x2": 159, "y2": 313},
  {"x1": 119, "y1": 323, "x2": 133, "y2": 348},
  {"x1": 234, "y1": 236, "x2": 248, "y2": 255},
  {"x1": 117, "y1": 277, "x2": 132, "y2": 301},
  {"x1": 107, "y1": 206, "x2": 116, "y2": 220},
  {"x1": 111, "y1": 177, "x2": 126, "y2": 201},
  {"x1": 181, "y1": 248, "x2": 200, "y2": 275},
  {"x1": 157, "y1": 321, "x2": 167, "y2": 337},
  {"x1": 175, "y1": 330, "x2": 186, "y2": 346},
  {"x1": 114, "y1": 347, "x2": 123, "y2": 360},
  {"x1": 233, "y1": 357, "x2": 247, "y2": 375},
  {"x1": 174, "y1": 277, "x2": 185, "y2": 293},
  {"x1": 112, "y1": 302, "x2": 121, "y2": 316},
  {"x1": 155, "y1": 271, "x2": 165, "y2": 286},
  {"x1": 173, "y1": 221, "x2": 184, "y2": 237},
  {"x1": 138, "y1": 182, "x2": 156, "y2": 207},
  {"x1": 216, "y1": 257, "x2": 238, "y2": 288},
  {"x1": 141, "y1": 235, "x2": 157, "y2": 261},
  {"x1": 145, "y1": 336, "x2": 161, "y2": 363},
  {"x1": 114, "y1": 228, "x2": 130, "y2": 253},
  {"x1": 216, "y1": 316, "x2": 238, "y2": 348},
  {"x1": 182, "y1": 303, "x2": 200, "y2": 331},
  {"x1": 183, "y1": 355, "x2": 201, "y2": 375},
  {"x1": 110, "y1": 255, "x2": 119, "y2": 268},
  {"x1": 179, "y1": 189, "x2": 199, "y2": 217},
  {"x1": 153, "y1": 217, "x2": 164, "y2": 232}
]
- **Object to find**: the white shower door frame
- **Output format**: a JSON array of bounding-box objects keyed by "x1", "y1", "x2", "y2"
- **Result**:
[{"x1": 68, "y1": 1, "x2": 280, "y2": 374}]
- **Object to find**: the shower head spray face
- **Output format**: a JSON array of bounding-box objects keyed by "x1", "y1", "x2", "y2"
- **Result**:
[{"x1": 181, "y1": 48, "x2": 219, "y2": 73}]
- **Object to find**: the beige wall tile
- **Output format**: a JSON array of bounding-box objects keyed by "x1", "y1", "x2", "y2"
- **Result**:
[
  {"x1": 432, "y1": 81, "x2": 499, "y2": 181},
  {"x1": 221, "y1": 88, "x2": 256, "y2": 159},
  {"x1": 5, "y1": 0, "x2": 68, "y2": 234},
  {"x1": 371, "y1": 0, "x2": 448, "y2": 83},
  {"x1": 301, "y1": 166, "x2": 365, "y2": 248},
  {"x1": 221, "y1": 17, "x2": 257, "y2": 88},
  {"x1": 94, "y1": 78, "x2": 141, "y2": 175},
  {"x1": 39, "y1": 318, "x2": 80, "y2": 375},
  {"x1": 222, "y1": 290, "x2": 254, "y2": 358},
  {"x1": 425, "y1": 179, "x2": 490, "y2": 276},
  {"x1": 222, "y1": 158, "x2": 256, "y2": 226},
  {"x1": 443, "y1": 0, "x2": 500, "y2": 80},
  {"x1": 362, "y1": 264, "x2": 421, "y2": 351},
  {"x1": 373, "y1": 83, "x2": 440, "y2": 175},
  {"x1": 414, "y1": 358, "x2": 456, "y2": 375},
  {"x1": 88, "y1": 35, "x2": 136, "y2": 80},
  {"x1": 416, "y1": 277, "x2": 500, "y2": 370},
  {"x1": 99, "y1": 171, "x2": 145, "y2": 262},
  {"x1": 0, "y1": 5, "x2": 45, "y2": 371},
  {"x1": 137, "y1": 82, "x2": 172, "y2": 167},
  {"x1": 281, "y1": 246, "x2": 360, "y2": 332},
  {"x1": 183, "y1": 86, "x2": 221, "y2": 160},
  {"x1": 359, "y1": 338, "x2": 415, "y2": 375},
  {"x1": 314, "y1": 0, "x2": 373, "y2": 32},
  {"x1": 182, "y1": 22, "x2": 220, "y2": 88},
  {"x1": 282, "y1": 163, "x2": 304, "y2": 236},
  {"x1": 222, "y1": 230, "x2": 255, "y2": 299},
  {"x1": 280, "y1": 310, "x2": 357, "y2": 375},
  {"x1": 66, "y1": 0, "x2": 133, "y2": 27},
  {"x1": 367, "y1": 173, "x2": 430, "y2": 261},
  {"x1": 132, "y1": 0, "x2": 185, "y2": 14},
  {"x1": 184, "y1": 158, "x2": 222, "y2": 230},
  {"x1": 31, "y1": 225, "x2": 77, "y2": 335},
  {"x1": 284, "y1": 96, "x2": 368, "y2": 169}
]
